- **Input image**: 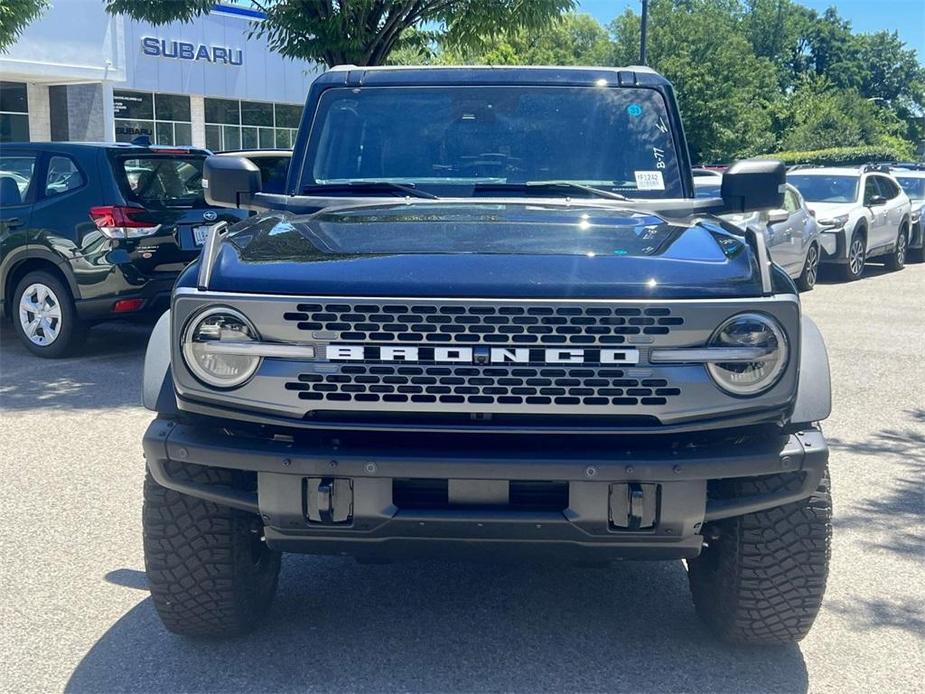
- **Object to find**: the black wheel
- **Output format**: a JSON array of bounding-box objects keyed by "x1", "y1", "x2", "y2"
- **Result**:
[
  {"x1": 11, "y1": 270, "x2": 86, "y2": 358},
  {"x1": 143, "y1": 462, "x2": 281, "y2": 637},
  {"x1": 687, "y1": 468, "x2": 832, "y2": 645},
  {"x1": 796, "y1": 243, "x2": 820, "y2": 292},
  {"x1": 884, "y1": 225, "x2": 908, "y2": 272},
  {"x1": 911, "y1": 225, "x2": 925, "y2": 262},
  {"x1": 839, "y1": 229, "x2": 866, "y2": 281},
  {"x1": 912, "y1": 243, "x2": 925, "y2": 263}
]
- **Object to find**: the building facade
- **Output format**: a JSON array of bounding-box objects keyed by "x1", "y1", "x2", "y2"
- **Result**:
[{"x1": 0, "y1": 1, "x2": 322, "y2": 149}]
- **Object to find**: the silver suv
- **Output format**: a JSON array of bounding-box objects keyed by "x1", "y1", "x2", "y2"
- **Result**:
[
  {"x1": 787, "y1": 166, "x2": 911, "y2": 281},
  {"x1": 696, "y1": 180, "x2": 821, "y2": 290}
]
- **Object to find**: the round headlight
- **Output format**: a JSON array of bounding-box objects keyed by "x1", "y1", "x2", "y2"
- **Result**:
[
  {"x1": 182, "y1": 307, "x2": 260, "y2": 388},
  {"x1": 706, "y1": 313, "x2": 788, "y2": 396}
]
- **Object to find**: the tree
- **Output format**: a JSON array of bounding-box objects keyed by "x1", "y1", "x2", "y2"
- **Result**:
[
  {"x1": 0, "y1": 0, "x2": 48, "y2": 52},
  {"x1": 740, "y1": 0, "x2": 816, "y2": 89},
  {"x1": 779, "y1": 74, "x2": 908, "y2": 153},
  {"x1": 610, "y1": 0, "x2": 779, "y2": 162},
  {"x1": 801, "y1": 7, "x2": 865, "y2": 90},
  {"x1": 105, "y1": 0, "x2": 574, "y2": 68},
  {"x1": 431, "y1": 12, "x2": 611, "y2": 66}
]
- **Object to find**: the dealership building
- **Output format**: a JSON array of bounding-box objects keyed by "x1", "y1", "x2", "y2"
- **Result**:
[{"x1": 0, "y1": 1, "x2": 321, "y2": 149}]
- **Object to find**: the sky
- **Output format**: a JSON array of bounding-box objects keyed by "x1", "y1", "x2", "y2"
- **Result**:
[{"x1": 577, "y1": 0, "x2": 925, "y2": 63}]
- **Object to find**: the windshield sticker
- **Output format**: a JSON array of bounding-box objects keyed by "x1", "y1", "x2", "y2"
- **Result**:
[
  {"x1": 656, "y1": 117, "x2": 669, "y2": 134},
  {"x1": 635, "y1": 171, "x2": 665, "y2": 191},
  {"x1": 652, "y1": 146, "x2": 667, "y2": 170},
  {"x1": 626, "y1": 103, "x2": 643, "y2": 117}
]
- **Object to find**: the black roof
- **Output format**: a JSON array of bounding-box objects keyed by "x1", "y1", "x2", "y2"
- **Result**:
[{"x1": 316, "y1": 65, "x2": 670, "y2": 89}]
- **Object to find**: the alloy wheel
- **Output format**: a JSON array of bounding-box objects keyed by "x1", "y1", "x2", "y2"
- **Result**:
[
  {"x1": 896, "y1": 233, "x2": 907, "y2": 267},
  {"x1": 848, "y1": 238, "x2": 865, "y2": 277},
  {"x1": 18, "y1": 283, "x2": 63, "y2": 346},
  {"x1": 804, "y1": 245, "x2": 819, "y2": 288}
]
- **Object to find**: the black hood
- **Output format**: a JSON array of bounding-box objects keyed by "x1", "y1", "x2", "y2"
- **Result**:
[{"x1": 201, "y1": 202, "x2": 763, "y2": 299}]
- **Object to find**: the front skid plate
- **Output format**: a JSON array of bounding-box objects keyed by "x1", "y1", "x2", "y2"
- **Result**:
[{"x1": 143, "y1": 420, "x2": 827, "y2": 560}]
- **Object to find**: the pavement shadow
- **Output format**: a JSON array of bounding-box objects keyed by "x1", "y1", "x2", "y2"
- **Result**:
[
  {"x1": 815, "y1": 261, "x2": 893, "y2": 285},
  {"x1": 0, "y1": 322, "x2": 151, "y2": 411},
  {"x1": 830, "y1": 409, "x2": 925, "y2": 533},
  {"x1": 67, "y1": 558, "x2": 808, "y2": 693},
  {"x1": 827, "y1": 596, "x2": 925, "y2": 638}
]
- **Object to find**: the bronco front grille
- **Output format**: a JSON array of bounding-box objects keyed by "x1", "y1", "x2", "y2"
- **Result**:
[
  {"x1": 173, "y1": 292, "x2": 801, "y2": 428},
  {"x1": 284, "y1": 364, "x2": 682, "y2": 408},
  {"x1": 283, "y1": 302, "x2": 684, "y2": 345}
]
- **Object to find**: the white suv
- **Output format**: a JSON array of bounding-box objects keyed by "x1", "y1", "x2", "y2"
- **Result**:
[
  {"x1": 892, "y1": 167, "x2": 925, "y2": 262},
  {"x1": 787, "y1": 166, "x2": 912, "y2": 281}
]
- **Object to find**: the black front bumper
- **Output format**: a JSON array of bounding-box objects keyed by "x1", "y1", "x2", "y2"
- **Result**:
[{"x1": 143, "y1": 419, "x2": 828, "y2": 561}]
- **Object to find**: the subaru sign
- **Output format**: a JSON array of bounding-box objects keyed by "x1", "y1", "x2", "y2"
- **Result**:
[{"x1": 141, "y1": 37, "x2": 243, "y2": 65}]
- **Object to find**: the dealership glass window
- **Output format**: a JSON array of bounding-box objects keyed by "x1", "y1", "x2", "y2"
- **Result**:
[
  {"x1": 114, "y1": 90, "x2": 192, "y2": 146},
  {"x1": 204, "y1": 98, "x2": 302, "y2": 151},
  {"x1": 0, "y1": 82, "x2": 30, "y2": 143}
]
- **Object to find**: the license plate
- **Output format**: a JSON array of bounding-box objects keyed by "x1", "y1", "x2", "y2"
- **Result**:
[{"x1": 193, "y1": 224, "x2": 214, "y2": 246}]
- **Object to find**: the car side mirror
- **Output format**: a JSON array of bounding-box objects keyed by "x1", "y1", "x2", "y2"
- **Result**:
[
  {"x1": 720, "y1": 159, "x2": 785, "y2": 213},
  {"x1": 203, "y1": 155, "x2": 261, "y2": 209},
  {"x1": 867, "y1": 195, "x2": 887, "y2": 207},
  {"x1": 766, "y1": 209, "x2": 789, "y2": 224}
]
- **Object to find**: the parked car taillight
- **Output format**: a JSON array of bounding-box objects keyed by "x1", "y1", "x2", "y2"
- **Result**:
[{"x1": 89, "y1": 205, "x2": 161, "y2": 239}]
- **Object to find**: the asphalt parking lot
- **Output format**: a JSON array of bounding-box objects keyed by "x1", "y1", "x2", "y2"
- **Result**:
[{"x1": 1, "y1": 263, "x2": 923, "y2": 694}]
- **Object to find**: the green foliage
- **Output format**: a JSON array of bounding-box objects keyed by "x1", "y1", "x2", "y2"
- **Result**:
[
  {"x1": 105, "y1": 0, "x2": 574, "y2": 67},
  {"x1": 0, "y1": 0, "x2": 48, "y2": 52},
  {"x1": 756, "y1": 145, "x2": 913, "y2": 166},
  {"x1": 778, "y1": 74, "x2": 906, "y2": 151},
  {"x1": 435, "y1": 13, "x2": 611, "y2": 66},
  {"x1": 610, "y1": 0, "x2": 779, "y2": 162}
]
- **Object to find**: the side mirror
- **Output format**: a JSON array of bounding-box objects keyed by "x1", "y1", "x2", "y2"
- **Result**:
[
  {"x1": 720, "y1": 159, "x2": 785, "y2": 213},
  {"x1": 766, "y1": 209, "x2": 789, "y2": 224},
  {"x1": 867, "y1": 195, "x2": 887, "y2": 207},
  {"x1": 203, "y1": 155, "x2": 261, "y2": 209}
]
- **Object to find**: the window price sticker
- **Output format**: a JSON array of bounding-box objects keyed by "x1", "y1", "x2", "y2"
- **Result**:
[{"x1": 634, "y1": 170, "x2": 665, "y2": 191}]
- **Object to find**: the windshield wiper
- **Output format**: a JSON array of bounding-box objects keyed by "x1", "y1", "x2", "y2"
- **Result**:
[
  {"x1": 472, "y1": 181, "x2": 628, "y2": 201},
  {"x1": 302, "y1": 181, "x2": 439, "y2": 199}
]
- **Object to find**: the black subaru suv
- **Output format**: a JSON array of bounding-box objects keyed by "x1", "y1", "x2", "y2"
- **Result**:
[
  {"x1": 142, "y1": 66, "x2": 833, "y2": 645},
  {"x1": 0, "y1": 142, "x2": 248, "y2": 357}
]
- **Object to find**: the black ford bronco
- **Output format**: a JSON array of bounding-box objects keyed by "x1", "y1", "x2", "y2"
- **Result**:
[{"x1": 142, "y1": 66, "x2": 833, "y2": 644}]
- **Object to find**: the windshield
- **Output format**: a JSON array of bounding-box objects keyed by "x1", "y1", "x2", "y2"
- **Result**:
[
  {"x1": 305, "y1": 86, "x2": 684, "y2": 198},
  {"x1": 895, "y1": 176, "x2": 925, "y2": 200},
  {"x1": 118, "y1": 155, "x2": 206, "y2": 208},
  {"x1": 787, "y1": 174, "x2": 859, "y2": 203}
]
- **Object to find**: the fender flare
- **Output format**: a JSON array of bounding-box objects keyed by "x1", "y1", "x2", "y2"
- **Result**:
[
  {"x1": 143, "y1": 309, "x2": 178, "y2": 415},
  {"x1": 791, "y1": 314, "x2": 832, "y2": 425},
  {"x1": 0, "y1": 245, "x2": 80, "y2": 307}
]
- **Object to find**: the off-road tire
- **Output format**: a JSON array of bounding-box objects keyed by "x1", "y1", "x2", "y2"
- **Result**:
[
  {"x1": 884, "y1": 224, "x2": 908, "y2": 272},
  {"x1": 687, "y1": 468, "x2": 832, "y2": 645},
  {"x1": 12, "y1": 270, "x2": 86, "y2": 358},
  {"x1": 143, "y1": 461, "x2": 281, "y2": 637},
  {"x1": 796, "y1": 242, "x2": 820, "y2": 292},
  {"x1": 839, "y1": 228, "x2": 866, "y2": 281}
]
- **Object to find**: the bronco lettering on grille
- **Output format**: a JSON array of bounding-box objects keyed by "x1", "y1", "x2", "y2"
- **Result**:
[{"x1": 325, "y1": 345, "x2": 640, "y2": 365}]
